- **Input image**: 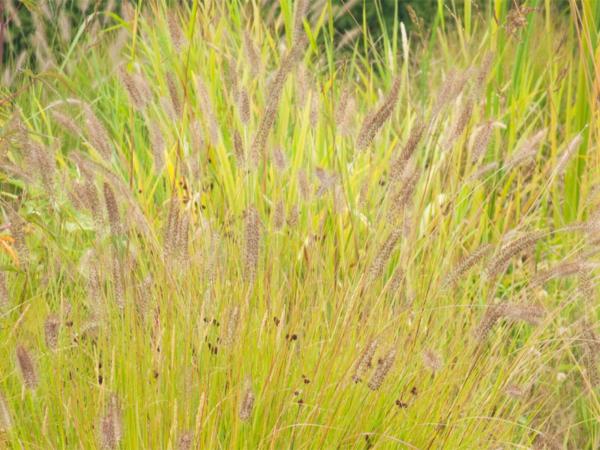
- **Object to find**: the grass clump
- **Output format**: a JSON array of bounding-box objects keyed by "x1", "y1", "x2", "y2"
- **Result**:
[{"x1": 0, "y1": 0, "x2": 599, "y2": 448}]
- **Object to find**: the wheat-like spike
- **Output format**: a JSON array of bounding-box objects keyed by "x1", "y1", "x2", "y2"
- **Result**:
[
  {"x1": 223, "y1": 305, "x2": 240, "y2": 345},
  {"x1": 26, "y1": 138, "x2": 56, "y2": 193},
  {"x1": 112, "y1": 253, "x2": 125, "y2": 310},
  {"x1": 310, "y1": 92, "x2": 320, "y2": 127},
  {"x1": 475, "y1": 302, "x2": 544, "y2": 340},
  {"x1": 352, "y1": 339, "x2": 378, "y2": 383},
  {"x1": 474, "y1": 304, "x2": 506, "y2": 340},
  {"x1": 225, "y1": 58, "x2": 240, "y2": 101},
  {"x1": 5, "y1": 114, "x2": 28, "y2": 144},
  {"x1": 338, "y1": 96, "x2": 356, "y2": 137},
  {"x1": 388, "y1": 267, "x2": 405, "y2": 295},
  {"x1": 356, "y1": 77, "x2": 401, "y2": 150},
  {"x1": 273, "y1": 199, "x2": 285, "y2": 230},
  {"x1": 239, "y1": 378, "x2": 255, "y2": 422},
  {"x1": 530, "y1": 261, "x2": 582, "y2": 288},
  {"x1": 8, "y1": 208, "x2": 28, "y2": 264},
  {"x1": 432, "y1": 69, "x2": 468, "y2": 117},
  {"x1": 31, "y1": 13, "x2": 55, "y2": 70},
  {"x1": 582, "y1": 323, "x2": 600, "y2": 388},
  {"x1": 44, "y1": 314, "x2": 60, "y2": 351},
  {"x1": 0, "y1": 391, "x2": 11, "y2": 432},
  {"x1": 160, "y1": 95, "x2": 177, "y2": 121},
  {"x1": 238, "y1": 88, "x2": 250, "y2": 124},
  {"x1": 121, "y1": 2, "x2": 135, "y2": 22},
  {"x1": 164, "y1": 194, "x2": 181, "y2": 261},
  {"x1": 205, "y1": 230, "x2": 221, "y2": 291},
  {"x1": 103, "y1": 182, "x2": 125, "y2": 309},
  {"x1": 292, "y1": 0, "x2": 309, "y2": 44},
  {"x1": 103, "y1": 0, "x2": 117, "y2": 19},
  {"x1": 174, "y1": 207, "x2": 190, "y2": 264},
  {"x1": 83, "y1": 178, "x2": 102, "y2": 225},
  {"x1": 71, "y1": 178, "x2": 99, "y2": 219},
  {"x1": 333, "y1": 184, "x2": 346, "y2": 213},
  {"x1": 335, "y1": 86, "x2": 350, "y2": 127},
  {"x1": 272, "y1": 147, "x2": 288, "y2": 171},
  {"x1": 553, "y1": 133, "x2": 583, "y2": 178},
  {"x1": 244, "y1": 206, "x2": 261, "y2": 282},
  {"x1": 52, "y1": 110, "x2": 79, "y2": 135},
  {"x1": 99, "y1": 394, "x2": 123, "y2": 449},
  {"x1": 287, "y1": 204, "x2": 300, "y2": 227},
  {"x1": 468, "y1": 161, "x2": 499, "y2": 181},
  {"x1": 233, "y1": 130, "x2": 246, "y2": 167},
  {"x1": 57, "y1": 8, "x2": 73, "y2": 37},
  {"x1": 334, "y1": 0, "x2": 361, "y2": 18},
  {"x1": 16, "y1": 345, "x2": 38, "y2": 389},
  {"x1": 443, "y1": 244, "x2": 493, "y2": 288},
  {"x1": 368, "y1": 347, "x2": 396, "y2": 390},
  {"x1": 243, "y1": 30, "x2": 261, "y2": 77},
  {"x1": 190, "y1": 120, "x2": 205, "y2": 155},
  {"x1": 336, "y1": 27, "x2": 362, "y2": 50},
  {"x1": 503, "y1": 303, "x2": 545, "y2": 325},
  {"x1": 469, "y1": 120, "x2": 494, "y2": 163},
  {"x1": 389, "y1": 161, "x2": 419, "y2": 219},
  {"x1": 296, "y1": 65, "x2": 311, "y2": 107},
  {"x1": 476, "y1": 52, "x2": 494, "y2": 87},
  {"x1": 103, "y1": 183, "x2": 121, "y2": 237},
  {"x1": 486, "y1": 231, "x2": 544, "y2": 279},
  {"x1": 369, "y1": 230, "x2": 402, "y2": 281},
  {"x1": 504, "y1": 128, "x2": 547, "y2": 170},
  {"x1": 445, "y1": 100, "x2": 473, "y2": 149},
  {"x1": 132, "y1": 70, "x2": 152, "y2": 103},
  {"x1": 118, "y1": 66, "x2": 148, "y2": 111},
  {"x1": 532, "y1": 433, "x2": 562, "y2": 450},
  {"x1": 196, "y1": 76, "x2": 219, "y2": 146},
  {"x1": 582, "y1": 321, "x2": 600, "y2": 354},
  {"x1": 177, "y1": 431, "x2": 193, "y2": 450},
  {"x1": 166, "y1": 72, "x2": 183, "y2": 118},
  {"x1": 87, "y1": 259, "x2": 103, "y2": 320},
  {"x1": 578, "y1": 264, "x2": 595, "y2": 299},
  {"x1": 108, "y1": 25, "x2": 128, "y2": 60},
  {"x1": 5, "y1": 51, "x2": 25, "y2": 83},
  {"x1": 422, "y1": 349, "x2": 444, "y2": 373},
  {"x1": 167, "y1": 11, "x2": 186, "y2": 52},
  {"x1": 84, "y1": 105, "x2": 112, "y2": 158},
  {"x1": 134, "y1": 274, "x2": 152, "y2": 320},
  {"x1": 389, "y1": 122, "x2": 425, "y2": 181},
  {"x1": 250, "y1": 39, "x2": 306, "y2": 166},
  {"x1": 297, "y1": 169, "x2": 311, "y2": 201},
  {"x1": 504, "y1": 384, "x2": 525, "y2": 398},
  {"x1": 584, "y1": 208, "x2": 600, "y2": 238},
  {"x1": 149, "y1": 121, "x2": 166, "y2": 173},
  {"x1": 401, "y1": 210, "x2": 416, "y2": 239},
  {"x1": 315, "y1": 167, "x2": 338, "y2": 196}
]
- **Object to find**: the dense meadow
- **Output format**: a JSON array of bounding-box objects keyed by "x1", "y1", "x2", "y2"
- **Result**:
[{"x1": 0, "y1": 0, "x2": 599, "y2": 448}]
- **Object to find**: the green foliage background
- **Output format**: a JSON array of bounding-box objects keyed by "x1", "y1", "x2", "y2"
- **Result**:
[
  {"x1": 5, "y1": 1, "x2": 451, "y2": 66},
  {"x1": 1, "y1": 1, "x2": 574, "y2": 67}
]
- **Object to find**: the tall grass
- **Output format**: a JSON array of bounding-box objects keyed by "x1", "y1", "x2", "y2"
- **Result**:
[{"x1": 0, "y1": 0, "x2": 599, "y2": 448}]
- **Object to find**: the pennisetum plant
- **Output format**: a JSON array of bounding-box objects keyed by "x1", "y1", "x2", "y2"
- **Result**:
[
  {"x1": 16, "y1": 345, "x2": 37, "y2": 390},
  {"x1": 99, "y1": 394, "x2": 123, "y2": 449},
  {"x1": 0, "y1": 1, "x2": 598, "y2": 447}
]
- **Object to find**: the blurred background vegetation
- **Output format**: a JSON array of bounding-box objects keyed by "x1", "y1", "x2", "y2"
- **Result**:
[{"x1": 0, "y1": 0, "x2": 573, "y2": 72}]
